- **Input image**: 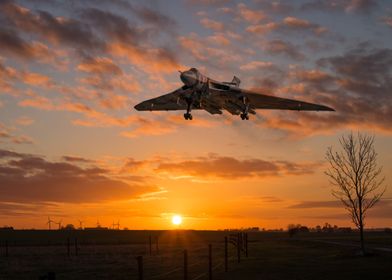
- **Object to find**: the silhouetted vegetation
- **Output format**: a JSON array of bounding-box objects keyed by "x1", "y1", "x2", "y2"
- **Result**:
[{"x1": 326, "y1": 132, "x2": 386, "y2": 255}]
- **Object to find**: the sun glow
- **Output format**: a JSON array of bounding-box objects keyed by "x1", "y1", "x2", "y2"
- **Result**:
[{"x1": 172, "y1": 215, "x2": 182, "y2": 225}]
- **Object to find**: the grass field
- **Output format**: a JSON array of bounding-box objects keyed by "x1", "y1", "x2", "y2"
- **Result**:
[{"x1": 1, "y1": 230, "x2": 392, "y2": 279}]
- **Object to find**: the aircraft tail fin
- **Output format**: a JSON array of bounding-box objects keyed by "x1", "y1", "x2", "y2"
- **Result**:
[
  {"x1": 224, "y1": 76, "x2": 241, "y2": 87},
  {"x1": 231, "y1": 76, "x2": 241, "y2": 87}
]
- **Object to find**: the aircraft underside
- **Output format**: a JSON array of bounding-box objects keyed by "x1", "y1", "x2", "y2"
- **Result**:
[
  {"x1": 133, "y1": 68, "x2": 334, "y2": 120},
  {"x1": 181, "y1": 90, "x2": 253, "y2": 120}
]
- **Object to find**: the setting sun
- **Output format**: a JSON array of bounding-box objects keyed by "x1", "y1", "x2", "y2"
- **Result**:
[{"x1": 172, "y1": 215, "x2": 182, "y2": 225}]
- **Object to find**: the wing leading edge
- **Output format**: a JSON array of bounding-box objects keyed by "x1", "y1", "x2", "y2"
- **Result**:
[{"x1": 134, "y1": 87, "x2": 189, "y2": 111}]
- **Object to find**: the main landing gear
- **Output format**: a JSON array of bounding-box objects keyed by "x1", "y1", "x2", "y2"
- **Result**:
[
  {"x1": 240, "y1": 113, "x2": 249, "y2": 120},
  {"x1": 184, "y1": 97, "x2": 193, "y2": 120},
  {"x1": 240, "y1": 96, "x2": 250, "y2": 120},
  {"x1": 184, "y1": 112, "x2": 193, "y2": 120}
]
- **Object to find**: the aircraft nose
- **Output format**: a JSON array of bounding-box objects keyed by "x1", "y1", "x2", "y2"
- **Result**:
[{"x1": 180, "y1": 71, "x2": 197, "y2": 87}]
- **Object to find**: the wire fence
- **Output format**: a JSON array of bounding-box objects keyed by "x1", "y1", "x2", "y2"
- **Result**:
[{"x1": 2, "y1": 232, "x2": 250, "y2": 279}]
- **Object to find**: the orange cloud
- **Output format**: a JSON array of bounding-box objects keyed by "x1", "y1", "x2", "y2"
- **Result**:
[
  {"x1": 120, "y1": 121, "x2": 176, "y2": 138},
  {"x1": 178, "y1": 33, "x2": 242, "y2": 66},
  {"x1": 0, "y1": 149, "x2": 157, "y2": 203},
  {"x1": 79, "y1": 73, "x2": 140, "y2": 94},
  {"x1": 0, "y1": 122, "x2": 33, "y2": 145},
  {"x1": 0, "y1": 60, "x2": 54, "y2": 92},
  {"x1": 0, "y1": 61, "x2": 17, "y2": 92},
  {"x1": 207, "y1": 33, "x2": 230, "y2": 46},
  {"x1": 21, "y1": 72, "x2": 53, "y2": 87},
  {"x1": 98, "y1": 93, "x2": 129, "y2": 110},
  {"x1": 283, "y1": 16, "x2": 313, "y2": 28},
  {"x1": 109, "y1": 42, "x2": 180, "y2": 74},
  {"x1": 18, "y1": 95, "x2": 55, "y2": 110},
  {"x1": 246, "y1": 22, "x2": 278, "y2": 34},
  {"x1": 120, "y1": 113, "x2": 218, "y2": 138},
  {"x1": 240, "y1": 61, "x2": 274, "y2": 71},
  {"x1": 77, "y1": 57, "x2": 123, "y2": 75},
  {"x1": 292, "y1": 69, "x2": 332, "y2": 82},
  {"x1": 15, "y1": 116, "x2": 34, "y2": 126},
  {"x1": 155, "y1": 154, "x2": 320, "y2": 180},
  {"x1": 18, "y1": 96, "x2": 135, "y2": 127},
  {"x1": 19, "y1": 92, "x2": 208, "y2": 136},
  {"x1": 200, "y1": 18, "x2": 225, "y2": 31},
  {"x1": 237, "y1": 3, "x2": 267, "y2": 24},
  {"x1": 247, "y1": 17, "x2": 328, "y2": 36}
]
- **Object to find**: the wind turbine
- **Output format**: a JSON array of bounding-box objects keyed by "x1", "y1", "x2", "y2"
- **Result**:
[
  {"x1": 47, "y1": 216, "x2": 54, "y2": 230},
  {"x1": 78, "y1": 220, "x2": 84, "y2": 230},
  {"x1": 56, "y1": 219, "x2": 62, "y2": 230},
  {"x1": 111, "y1": 220, "x2": 120, "y2": 230}
]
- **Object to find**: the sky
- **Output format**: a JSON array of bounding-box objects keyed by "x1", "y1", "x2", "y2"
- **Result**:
[{"x1": 0, "y1": 0, "x2": 391, "y2": 230}]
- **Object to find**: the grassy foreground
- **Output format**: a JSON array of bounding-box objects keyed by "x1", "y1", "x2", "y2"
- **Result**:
[{"x1": 0, "y1": 230, "x2": 391, "y2": 279}]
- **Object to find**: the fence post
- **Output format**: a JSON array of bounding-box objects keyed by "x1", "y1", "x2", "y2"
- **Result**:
[
  {"x1": 5, "y1": 240, "x2": 9, "y2": 257},
  {"x1": 184, "y1": 249, "x2": 188, "y2": 280},
  {"x1": 149, "y1": 235, "x2": 152, "y2": 256},
  {"x1": 237, "y1": 233, "x2": 240, "y2": 263},
  {"x1": 224, "y1": 236, "x2": 228, "y2": 272},
  {"x1": 245, "y1": 233, "x2": 248, "y2": 258},
  {"x1": 208, "y1": 244, "x2": 212, "y2": 280},
  {"x1": 136, "y1": 256, "x2": 143, "y2": 280},
  {"x1": 67, "y1": 238, "x2": 70, "y2": 257},
  {"x1": 156, "y1": 236, "x2": 159, "y2": 255},
  {"x1": 75, "y1": 238, "x2": 78, "y2": 256}
]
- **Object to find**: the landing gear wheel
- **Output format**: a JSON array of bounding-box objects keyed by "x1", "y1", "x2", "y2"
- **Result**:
[
  {"x1": 184, "y1": 113, "x2": 193, "y2": 120},
  {"x1": 240, "y1": 113, "x2": 249, "y2": 120}
]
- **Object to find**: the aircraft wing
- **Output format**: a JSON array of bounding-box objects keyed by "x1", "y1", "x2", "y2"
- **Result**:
[
  {"x1": 134, "y1": 87, "x2": 190, "y2": 111},
  {"x1": 134, "y1": 86, "x2": 334, "y2": 113},
  {"x1": 243, "y1": 90, "x2": 335, "y2": 111}
]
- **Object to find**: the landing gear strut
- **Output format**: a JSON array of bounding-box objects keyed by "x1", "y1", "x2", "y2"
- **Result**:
[
  {"x1": 240, "y1": 113, "x2": 249, "y2": 120},
  {"x1": 184, "y1": 97, "x2": 193, "y2": 120},
  {"x1": 240, "y1": 96, "x2": 249, "y2": 120}
]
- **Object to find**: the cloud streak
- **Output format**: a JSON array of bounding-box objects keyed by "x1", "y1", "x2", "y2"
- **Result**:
[
  {"x1": 0, "y1": 149, "x2": 157, "y2": 203},
  {"x1": 156, "y1": 154, "x2": 320, "y2": 179}
]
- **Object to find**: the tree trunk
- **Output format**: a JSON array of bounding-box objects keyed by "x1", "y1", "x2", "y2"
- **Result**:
[
  {"x1": 358, "y1": 198, "x2": 365, "y2": 255},
  {"x1": 359, "y1": 219, "x2": 365, "y2": 255}
]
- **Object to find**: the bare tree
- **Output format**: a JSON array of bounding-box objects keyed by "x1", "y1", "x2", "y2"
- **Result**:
[{"x1": 325, "y1": 132, "x2": 386, "y2": 255}]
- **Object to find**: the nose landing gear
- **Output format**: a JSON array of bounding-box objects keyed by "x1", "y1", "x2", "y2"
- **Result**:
[
  {"x1": 184, "y1": 97, "x2": 193, "y2": 120},
  {"x1": 240, "y1": 113, "x2": 249, "y2": 120}
]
